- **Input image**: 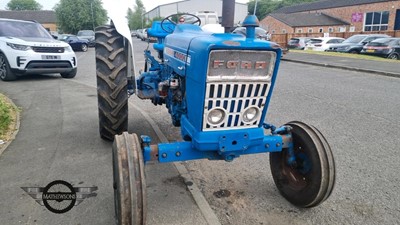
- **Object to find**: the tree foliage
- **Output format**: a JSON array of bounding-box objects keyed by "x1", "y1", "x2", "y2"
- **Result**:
[
  {"x1": 126, "y1": 0, "x2": 146, "y2": 30},
  {"x1": 54, "y1": 0, "x2": 107, "y2": 34},
  {"x1": 6, "y1": 0, "x2": 42, "y2": 10},
  {"x1": 248, "y1": 0, "x2": 319, "y2": 20}
]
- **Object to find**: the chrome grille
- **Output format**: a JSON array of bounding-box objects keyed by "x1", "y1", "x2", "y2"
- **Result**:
[
  {"x1": 202, "y1": 82, "x2": 270, "y2": 131},
  {"x1": 32, "y1": 47, "x2": 65, "y2": 53}
]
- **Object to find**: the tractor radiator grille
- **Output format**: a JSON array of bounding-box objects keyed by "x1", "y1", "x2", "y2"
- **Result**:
[{"x1": 202, "y1": 82, "x2": 270, "y2": 131}]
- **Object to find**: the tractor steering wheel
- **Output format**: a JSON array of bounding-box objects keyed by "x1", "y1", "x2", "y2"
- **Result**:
[{"x1": 161, "y1": 13, "x2": 201, "y2": 33}]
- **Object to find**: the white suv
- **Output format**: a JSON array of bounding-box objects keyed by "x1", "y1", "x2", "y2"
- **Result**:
[{"x1": 0, "y1": 18, "x2": 77, "y2": 81}]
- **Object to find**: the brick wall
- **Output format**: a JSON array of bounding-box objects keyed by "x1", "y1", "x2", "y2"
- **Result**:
[{"x1": 260, "y1": 1, "x2": 400, "y2": 34}]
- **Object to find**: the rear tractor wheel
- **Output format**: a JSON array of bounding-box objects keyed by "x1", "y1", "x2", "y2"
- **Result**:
[
  {"x1": 95, "y1": 24, "x2": 129, "y2": 141},
  {"x1": 270, "y1": 121, "x2": 335, "y2": 208}
]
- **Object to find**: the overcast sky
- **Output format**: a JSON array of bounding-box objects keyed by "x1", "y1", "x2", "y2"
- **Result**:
[{"x1": 0, "y1": 0, "x2": 249, "y2": 12}]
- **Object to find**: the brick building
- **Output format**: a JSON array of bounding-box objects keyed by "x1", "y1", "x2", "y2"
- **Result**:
[
  {"x1": 260, "y1": 0, "x2": 400, "y2": 34},
  {"x1": 0, "y1": 10, "x2": 57, "y2": 31}
]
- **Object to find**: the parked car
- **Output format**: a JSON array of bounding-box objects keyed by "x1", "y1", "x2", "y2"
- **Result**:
[
  {"x1": 232, "y1": 27, "x2": 270, "y2": 40},
  {"x1": 232, "y1": 27, "x2": 288, "y2": 56},
  {"x1": 58, "y1": 34, "x2": 89, "y2": 52},
  {"x1": 328, "y1": 34, "x2": 390, "y2": 53},
  {"x1": 287, "y1": 37, "x2": 313, "y2": 50},
  {"x1": 137, "y1": 29, "x2": 148, "y2": 41},
  {"x1": 0, "y1": 18, "x2": 77, "y2": 81},
  {"x1": 77, "y1": 30, "x2": 95, "y2": 47},
  {"x1": 360, "y1": 37, "x2": 400, "y2": 60},
  {"x1": 305, "y1": 37, "x2": 345, "y2": 51}
]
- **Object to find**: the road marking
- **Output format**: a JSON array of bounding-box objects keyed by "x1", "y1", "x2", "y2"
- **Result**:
[{"x1": 65, "y1": 79, "x2": 221, "y2": 225}]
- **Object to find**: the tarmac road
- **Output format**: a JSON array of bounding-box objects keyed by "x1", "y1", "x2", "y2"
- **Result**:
[
  {"x1": 1, "y1": 38, "x2": 400, "y2": 225},
  {"x1": 0, "y1": 48, "x2": 209, "y2": 225}
]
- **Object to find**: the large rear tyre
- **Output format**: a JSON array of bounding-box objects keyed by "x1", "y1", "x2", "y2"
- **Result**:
[
  {"x1": 270, "y1": 121, "x2": 335, "y2": 208},
  {"x1": 95, "y1": 25, "x2": 128, "y2": 141},
  {"x1": 113, "y1": 132, "x2": 146, "y2": 225}
]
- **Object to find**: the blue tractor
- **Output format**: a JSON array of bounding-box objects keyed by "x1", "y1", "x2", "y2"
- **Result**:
[{"x1": 95, "y1": 1, "x2": 335, "y2": 224}]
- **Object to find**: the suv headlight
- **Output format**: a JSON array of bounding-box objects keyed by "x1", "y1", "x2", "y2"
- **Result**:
[
  {"x1": 65, "y1": 45, "x2": 73, "y2": 52},
  {"x1": 6, "y1": 42, "x2": 31, "y2": 51}
]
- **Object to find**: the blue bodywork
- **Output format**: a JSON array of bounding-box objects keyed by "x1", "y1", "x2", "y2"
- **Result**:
[{"x1": 137, "y1": 16, "x2": 294, "y2": 163}]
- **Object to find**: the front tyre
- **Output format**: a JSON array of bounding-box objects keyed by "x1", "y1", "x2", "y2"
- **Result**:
[
  {"x1": 270, "y1": 121, "x2": 335, "y2": 208},
  {"x1": 0, "y1": 53, "x2": 17, "y2": 81},
  {"x1": 113, "y1": 133, "x2": 146, "y2": 225},
  {"x1": 61, "y1": 68, "x2": 77, "y2": 78},
  {"x1": 81, "y1": 43, "x2": 88, "y2": 52},
  {"x1": 95, "y1": 24, "x2": 128, "y2": 141}
]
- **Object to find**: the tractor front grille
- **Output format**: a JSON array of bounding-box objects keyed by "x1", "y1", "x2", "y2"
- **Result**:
[
  {"x1": 202, "y1": 82, "x2": 270, "y2": 131},
  {"x1": 202, "y1": 49, "x2": 276, "y2": 131}
]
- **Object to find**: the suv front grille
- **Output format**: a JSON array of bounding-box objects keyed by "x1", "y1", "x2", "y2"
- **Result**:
[
  {"x1": 202, "y1": 82, "x2": 270, "y2": 131},
  {"x1": 32, "y1": 47, "x2": 65, "y2": 53}
]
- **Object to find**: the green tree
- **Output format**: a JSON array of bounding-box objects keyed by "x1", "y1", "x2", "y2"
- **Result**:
[
  {"x1": 126, "y1": 0, "x2": 146, "y2": 30},
  {"x1": 54, "y1": 0, "x2": 107, "y2": 34},
  {"x1": 6, "y1": 0, "x2": 42, "y2": 10},
  {"x1": 248, "y1": 0, "x2": 319, "y2": 20}
]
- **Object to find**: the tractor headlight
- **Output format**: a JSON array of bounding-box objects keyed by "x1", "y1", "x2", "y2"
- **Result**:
[
  {"x1": 242, "y1": 106, "x2": 260, "y2": 123},
  {"x1": 207, "y1": 108, "x2": 226, "y2": 125}
]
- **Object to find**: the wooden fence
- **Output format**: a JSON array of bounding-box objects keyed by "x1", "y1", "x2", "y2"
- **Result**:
[{"x1": 271, "y1": 30, "x2": 400, "y2": 48}]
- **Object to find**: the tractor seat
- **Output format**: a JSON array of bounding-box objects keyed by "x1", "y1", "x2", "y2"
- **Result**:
[{"x1": 147, "y1": 21, "x2": 175, "y2": 52}]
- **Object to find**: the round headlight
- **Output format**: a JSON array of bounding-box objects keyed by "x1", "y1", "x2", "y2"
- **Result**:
[
  {"x1": 207, "y1": 108, "x2": 226, "y2": 125},
  {"x1": 242, "y1": 107, "x2": 260, "y2": 123}
]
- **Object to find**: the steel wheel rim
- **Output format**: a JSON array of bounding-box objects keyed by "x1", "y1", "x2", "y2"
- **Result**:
[{"x1": 82, "y1": 44, "x2": 88, "y2": 51}]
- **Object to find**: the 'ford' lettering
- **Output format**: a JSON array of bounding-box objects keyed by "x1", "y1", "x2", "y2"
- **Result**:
[{"x1": 213, "y1": 60, "x2": 267, "y2": 70}]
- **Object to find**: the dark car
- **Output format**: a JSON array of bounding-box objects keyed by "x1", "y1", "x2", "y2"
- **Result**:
[
  {"x1": 59, "y1": 34, "x2": 89, "y2": 52},
  {"x1": 287, "y1": 37, "x2": 312, "y2": 50},
  {"x1": 328, "y1": 34, "x2": 390, "y2": 53},
  {"x1": 360, "y1": 37, "x2": 400, "y2": 60},
  {"x1": 77, "y1": 30, "x2": 95, "y2": 47}
]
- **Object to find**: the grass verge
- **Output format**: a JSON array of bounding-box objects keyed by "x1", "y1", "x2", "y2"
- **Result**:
[
  {"x1": 0, "y1": 93, "x2": 18, "y2": 142},
  {"x1": 290, "y1": 49, "x2": 400, "y2": 63}
]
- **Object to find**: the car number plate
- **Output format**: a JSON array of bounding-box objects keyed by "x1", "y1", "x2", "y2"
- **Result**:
[
  {"x1": 42, "y1": 55, "x2": 60, "y2": 60},
  {"x1": 366, "y1": 49, "x2": 375, "y2": 53}
]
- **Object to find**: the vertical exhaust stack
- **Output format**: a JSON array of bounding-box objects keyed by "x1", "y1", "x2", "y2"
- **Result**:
[{"x1": 221, "y1": 0, "x2": 235, "y2": 33}]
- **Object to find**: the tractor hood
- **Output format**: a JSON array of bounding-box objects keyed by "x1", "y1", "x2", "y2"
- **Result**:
[{"x1": 163, "y1": 24, "x2": 280, "y2": 78}]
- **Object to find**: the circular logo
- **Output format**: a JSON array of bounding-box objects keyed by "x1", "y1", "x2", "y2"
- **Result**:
[{"x1": 42, "y1": 180, "x2": 76, "y2": 214}]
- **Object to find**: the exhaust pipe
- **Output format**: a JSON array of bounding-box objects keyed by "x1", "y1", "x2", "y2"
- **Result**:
[{"x1": 221, "y1": 0, "x2": 235, "y2": 33}]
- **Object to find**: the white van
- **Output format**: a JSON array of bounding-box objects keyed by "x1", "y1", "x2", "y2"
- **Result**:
[{"x1": 194, "y1": 11, "x2": 219, "y2": 25}]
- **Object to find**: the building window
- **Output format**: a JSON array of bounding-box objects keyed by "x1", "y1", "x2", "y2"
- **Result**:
[
  {"x1": 296, "y1": 28, "x2": 303, "y2": 33},
  {"x1": 308, "y1": 28, "x2": 313, "y2": 33},
  {"x1": 319, "y1": 28, "x2": 323, "y2": 33},
  {"x1": 272, "y1": 30, "x2": 276, "y2": 34},
  {"x1": 282, "y1": 29, "x2": 287, "y2": 34},
  {"x1": 338, "y1": 27, "x2": 346, "y2": 32},
  {"x1": 350, "y1": 26, "x2": 355, "y2": 32},
  {"x1": 364, "y1": 11, "x2": 389, "y2": 31},
  {"x1": 328, "y1": 27, "x2": 334, "y2": 32}
]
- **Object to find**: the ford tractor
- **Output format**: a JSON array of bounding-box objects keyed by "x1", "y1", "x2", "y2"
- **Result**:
[{"x1": 95, "y1": 0, "x2": 335, "y2": 224}]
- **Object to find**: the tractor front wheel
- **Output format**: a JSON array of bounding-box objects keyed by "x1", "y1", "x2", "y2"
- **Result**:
[
  {"x1": 113, "y1": 133, "x2": 147, "y2": 225},
  {"x1": 270, "y1": 121, "x2": 335, "y2": 208},
  {"x1": 95, "y1": 24, "x2": 128, "y2": 141}
]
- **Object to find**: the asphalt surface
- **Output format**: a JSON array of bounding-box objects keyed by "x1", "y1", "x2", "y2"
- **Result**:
[
  {"x1": 0, "y1": 50, "x2": 209, "y2": 225},
  {"x1": 282, "y1": 51, "x2": 400, "y2": 78},
  {"x1": 0, "y1": 43, "x2": 399, "y2": 225}
]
